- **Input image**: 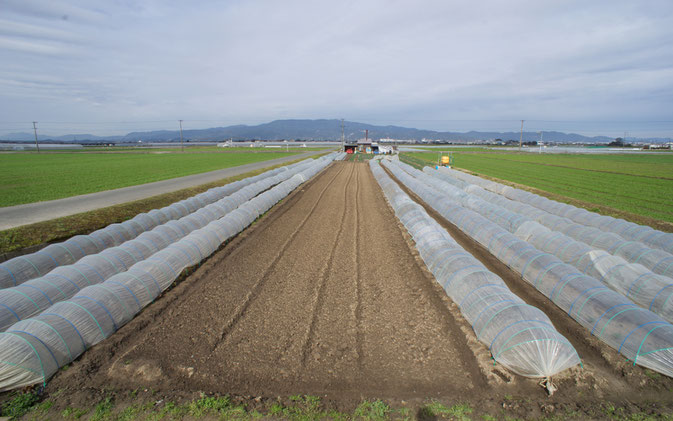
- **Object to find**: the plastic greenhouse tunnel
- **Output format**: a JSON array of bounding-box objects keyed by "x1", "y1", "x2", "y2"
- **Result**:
[
  {"x1": 433, "y1": 167, "x2": 673, "y2": 279},
  {"x1": 0, "y1": 158, "x2": 323, "y2": 332},
  {"x1": 421, "y1": 167, "x2": 673, "y2": 324},
  {"x1": 0, "y1": 160, "x2": 310, "y2": 289},
  {"x1": 370, "y1": 159, "x2": 580, "y2": 380},
  {"x1": 0, "y1": 153, "x2": 343, "y2": 391},
  {"x1": 381, "y1": 158, "x2": 673, "y2": 379}
]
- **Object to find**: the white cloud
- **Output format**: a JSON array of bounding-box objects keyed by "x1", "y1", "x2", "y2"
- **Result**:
[{"x1": 1, "y1": 0, "x2": 672, "y2": 137}]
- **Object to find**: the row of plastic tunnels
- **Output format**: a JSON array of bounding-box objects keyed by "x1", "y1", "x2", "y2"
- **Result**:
[
  {"x1": 371, "y1": 156, "x2": 673, "y2": 380},
  {"x1": 0, "y1": 153, "x2": 344, "y2": 390},
  {"x1": 2, "y1": 152, "x2": 673, "y2": 390}
]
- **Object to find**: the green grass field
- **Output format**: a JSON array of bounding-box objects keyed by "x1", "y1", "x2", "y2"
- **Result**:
[
  {"x1": 402, "y1": 151, "x2": 673, "y2": 223},
  {"x1": 412, "y1": 146, "x2": 494, "y2": 152},
  {"x1": 14, "y1": 146, "x2": 327, "y2": 153},
  {"x1": 344, "y1": 153, "x2": 375, "y2": 162},
  {"x1": 0, "y1": 151, "x2": 303, "y2": 207}
]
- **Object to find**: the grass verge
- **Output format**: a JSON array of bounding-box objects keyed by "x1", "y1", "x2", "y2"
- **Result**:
[{"x1": 4, "y1": 390, "x2": 673, "y2": 421}]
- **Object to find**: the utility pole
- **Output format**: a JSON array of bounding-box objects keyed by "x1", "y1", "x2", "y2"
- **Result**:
[
  {"x1": 179, "y1": 120, "x2": 184, "y2": 152},
  {"x1": 519, "y1": 120, "x2": 524, "y2": 151},
  {"x1": 341, "y1": 118, "x2": 345, "y2": 152},
  {"x1": 32, "y1": 121, "x2": 40, "y2": 153}
]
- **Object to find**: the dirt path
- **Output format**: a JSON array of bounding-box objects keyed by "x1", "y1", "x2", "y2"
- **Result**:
[{"x1": 47, "y1": 162, "x2": 487, "y2": 405}]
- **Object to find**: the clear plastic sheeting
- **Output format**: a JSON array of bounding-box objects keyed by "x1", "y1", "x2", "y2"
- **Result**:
[
  {"x1": 423, "y1": 168, "x2": 673, "y2": 324},
  {"x1": 370, "y1": 161, "x2": 580, "y2": 378},
  {"x1": 441, "y1": 170, "x2": 673, "y2": 282},
  {"x1": 0, "y1": 159, "x2": 324, "y2": 332},
  {"x1": 382, "y1": 159, "x2": 673, "y2": 379},
  {"x1": 436, "y1": 168, "x2": 673, "y2": 279},
  {"x1": 0, "y1": 161, "x2": 311, "y2": 289},
  {"x1": 0, "y1": 154, "x2": 340, "y2": 391}
]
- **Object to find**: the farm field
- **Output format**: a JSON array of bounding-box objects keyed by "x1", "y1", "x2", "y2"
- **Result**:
[
  {"x1": 402, "y1": 151, "x2": 673, "y2": 224},
  {"x1": 0, "y1": 151, "x2": 303, "y2": 207},
  {"x1": 7, "y1": 161, "x2": 673, "y2": 420},
  {"x1": 344, "y1": 153, "x2": 375, "y2": 162},
  {"x1": 2, "y1": 146, "x2": 328, "y2": 153},
  {"x1": 412, "y1": 146, "x2": 494, "y2": 152},
  {"x1": 77, "y1": 146, "x2": 328, "y2": 153}
]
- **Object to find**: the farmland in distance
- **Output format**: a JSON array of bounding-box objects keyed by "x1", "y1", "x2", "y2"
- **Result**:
[{"x1": 0, "y1": 150, "x2": 308, "y2": 207}]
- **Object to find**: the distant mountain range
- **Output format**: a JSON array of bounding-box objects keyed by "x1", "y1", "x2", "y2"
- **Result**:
[{"x1": 2, "y1": 119, "x2": 671, "y2": 144}]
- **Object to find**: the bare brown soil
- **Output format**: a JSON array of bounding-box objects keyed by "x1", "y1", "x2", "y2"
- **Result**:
[
  {"x1": 43, "y1": 163, "x2": 489, "y2": 402},
  {"x1": 19, "y1": 161, "x2": 673, "y2": 419}
]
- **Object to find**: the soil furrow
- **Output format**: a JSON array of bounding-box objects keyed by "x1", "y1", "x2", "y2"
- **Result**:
[
  {"x1": 353, "y1": 163, "x2": 365, "y2": 372},
  {"x1": 300, "y1": 163, "x2": 355, "y2": 367},
  {"x1": 207, "y1": 163, "x2": 348, "y2": 353}
]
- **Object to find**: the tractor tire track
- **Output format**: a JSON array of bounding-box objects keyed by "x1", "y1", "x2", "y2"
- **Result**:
[
  {"x1": 299, "y1": 163, "x2": 355, "y2": 368},
  {"x1": 353, "y1": 162, "x2": 365, "y2": 372},
  {"x1": 208, "y1": 164, "x2": 348, "y2": 352}
]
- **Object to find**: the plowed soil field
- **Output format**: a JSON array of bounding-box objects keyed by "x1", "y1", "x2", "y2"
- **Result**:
[{"x1": 29, "y1": 161, "x2": 673, "y2": 419}]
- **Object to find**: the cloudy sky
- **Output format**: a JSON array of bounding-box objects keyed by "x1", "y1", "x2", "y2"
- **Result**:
[{"x1": 1, "y1": 0, "x2": 672, "y2": 138}]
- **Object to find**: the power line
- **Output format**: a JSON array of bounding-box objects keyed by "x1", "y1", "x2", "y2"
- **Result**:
[
  {"x1": 179, "y1": 120, "x2": 184, "y2": 152},
  {"x1": 341, "y1": 118, "x2": 345, "y2": 152},
  {"x1": 32, "y1": 121, "x2": 40, "y2": 153}
]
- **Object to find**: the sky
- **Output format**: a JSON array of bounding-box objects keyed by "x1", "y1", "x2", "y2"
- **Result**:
[{"x1": 1, "y1": 0, "x2": 672, "y2": 138}]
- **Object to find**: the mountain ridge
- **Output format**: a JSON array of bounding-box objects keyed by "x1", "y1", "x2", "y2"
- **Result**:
[{"x1": 2, "y1": 119, "x2": 670, "y2": 143}]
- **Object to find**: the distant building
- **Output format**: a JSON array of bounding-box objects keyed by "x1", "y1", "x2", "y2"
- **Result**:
[
  {"x1": 344, "y1": 141, "x2": 357, "y2": 154},
  {"x1": 357, "y1": 140, "x2": 379, "y2": 154},
  {"x1": 644, "y1": 143, "x2": 671, "y2": 150},
  {"x1": 379, "y1": 145, "x2": 394, "y2": 154},
  {"x1": 379, "y1": 138, "x2": 413, "y2": 144}
]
